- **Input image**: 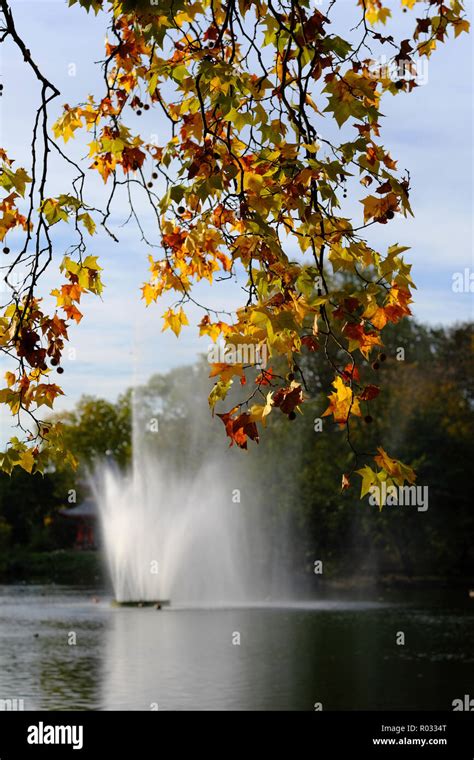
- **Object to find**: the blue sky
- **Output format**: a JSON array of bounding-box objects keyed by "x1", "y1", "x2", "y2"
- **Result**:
[{"x1": 0, "y1": 0, "x2": 472, "y2": 435}]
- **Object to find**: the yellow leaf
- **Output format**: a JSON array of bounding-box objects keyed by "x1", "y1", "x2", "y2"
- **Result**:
[
  {"x1": 52, "y1": 107, "x2": 83, "y2": 143},
  {"x1": 78, "y1": 212, "x2": 96, "y2": 236},
  {"x1": 356, "y1": 465, "x2": 379, "y2": 499},
  {"x1": 82, "y1": 255, "x2": 102, "y2": 271},
  {"x1": 199, "y1": 315, "x2": 229, "y2": 342},
  {"x1": 161, "y1": 307, "x2": 189, "y2": 337},
  {"x1": 361, "y1": 0, "x2": 391, "y2": 25},
  {"x1": 18, "y1": 450, "x2": 35, "y2": 473},
  {"x1": 374, "y1": 447, "x2": 416, "y2": 485},
  {"x1": 209, "y1": 363, "x2": 244, "y2": 382},
  {"x1": 142, "y1": 283, "x2": 158, "y2": 306},
  {"x1": 322, "y1": 376, "x2": 362, "y2": 425},
  {"x1": 243, "y1": 172, "x2": 264, "y2": 193},
  {"x1": 361, "y1": 193, "x2": 399, "y2": 223},
  {"x1": 454, "y1": 19, "x2": 470, "y2": 38},
  {"x1": 249, "y1": 392, "x2": 274, "y2": 425}
]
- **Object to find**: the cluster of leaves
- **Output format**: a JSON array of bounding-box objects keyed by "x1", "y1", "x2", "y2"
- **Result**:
[
  {"x1": 0, "y1": 145, "x2": 102, "y2": 471},
  {"x1": 0, "y1": 0, "x2": 469, "y2": 496},
  {"x1": 0, "y1": 0, "x2": 111, "y2": 471}
]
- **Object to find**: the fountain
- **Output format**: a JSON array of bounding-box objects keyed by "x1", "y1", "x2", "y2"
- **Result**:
[
  {"x1": 95, "y1": 459, "x2": 260, "y2": 604},
  {"x1": 93, "y1": 384, "x2": 288, "y2": 606}
]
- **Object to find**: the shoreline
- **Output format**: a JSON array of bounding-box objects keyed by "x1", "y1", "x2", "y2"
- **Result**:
[{"x1": 0, "y1": 549, "x2": 472, "y2": 592}]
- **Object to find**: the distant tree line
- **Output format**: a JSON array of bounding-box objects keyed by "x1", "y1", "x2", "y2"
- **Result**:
[{"x1": 0, "y1": 320, "x2": 472, "y2": 582}]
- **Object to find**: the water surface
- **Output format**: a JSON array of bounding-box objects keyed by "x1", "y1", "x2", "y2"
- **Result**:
[{"x1": 0, "y1": 585, "x2": 472, "y2": 710}]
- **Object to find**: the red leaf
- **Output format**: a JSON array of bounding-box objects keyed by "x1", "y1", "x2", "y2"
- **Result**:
[{"x1": 359, "y1": 384, "x2": 380, "y2": 401}]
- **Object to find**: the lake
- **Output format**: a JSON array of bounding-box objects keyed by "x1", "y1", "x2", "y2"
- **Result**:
[{"x1": 0, "y1": 585, "x2": 472, "y2": 710}]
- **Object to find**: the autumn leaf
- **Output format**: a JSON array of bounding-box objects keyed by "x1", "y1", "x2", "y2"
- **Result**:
[
  {"x1": 208, "y1": 379, "x2": 233, "y2": 411},
  {"x1": 341, "y1": 363, "x2": 360, "y2": 383},
  {"x1": 0, "y1": 165, "x2": 32, "y2": 196},
  {"x1": 162, "y1": 307, "x2": 189, "y2": 337},
  {"x1": 34, "y1": 383, "x2": 64, "y2": 409},
  {"x1": 217, "y1": 409, "x2": 260, "y2": 449},
  {"x1": 360, "y1": 0, "x2": 391, "y2": 25},
  {"x1": 343, "y1": 322, "x2": 382, "y2": 358},
  {"x1": 91, "y1": 153, "x2": 116, "y2": 183},
  {"x1": 41, "y1": 198, "x2": 69, "y2": 226},
  {"x1": 374, "y1": 446, "x2": 416, "y2": 485},
  {"x1": 18, "y1": 449, "x2": 35, "y2": 473},
  {"x1": 255, "y1": 368, "x2": 274, "y2": 386},
  {"x1": 454, "y1": 19, "x2": 470, "y2": 38},
  {"x1": 356, "y1": 465, "x2": 384, "y2": 501},
  {"x1": 53, "y1": 105, "x2": 84, "y2": 142},
  {"x1": 78, "y1": 212, "x2": 96, "y2": 235},
  {"x1": 361, "y1": 193, "x2": 399, "y2": 223},
  {"x1": 301, "y1": 335, "x2": 318, "y2": 352},
  {"x1": 359, "y1": 384, "x2": 380, "y2": 401},
  {"x1": 272, "y1": 381, "x2": 304, "y2": 416},
  {"x1": 199, "y1": 315, "x2": 229, "y2": 342},
  {"x1": 142, "y1": 282, "x2": 159, "y2": 306},
  {"x1": 121, "y1": 145, "x2": 146, "y2": 173},
  {"x1": 323, "y1": 376, "x2": 362, "y2": 425},
  {"x1": 249, "y1": 392, "x2": 274, "y2": 426},
  {"x1": 209, "y1": 363, "x2": 244, "y2": 382},
  {"x1": 63, "y1": 304, "x2": 83, "y2": 324}
]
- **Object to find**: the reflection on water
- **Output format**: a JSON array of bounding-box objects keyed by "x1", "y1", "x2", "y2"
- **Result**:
[{"x1": 0, "y1": 585, "x2": 473, "y2": 710}]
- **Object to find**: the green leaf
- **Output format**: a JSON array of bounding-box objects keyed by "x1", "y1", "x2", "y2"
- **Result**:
[
  {"x1": 41, "y1": 199, "x2": 69, "y2": 226},
  {"x1": 171, "y1": 65, "x2": 188, "y2": 83},
  {"x1": 0, "y1": 166, "x2": 32, "y2": 197},
  {"x1": 323, "y1": 36, "x2": 353, "y2": 58}
]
